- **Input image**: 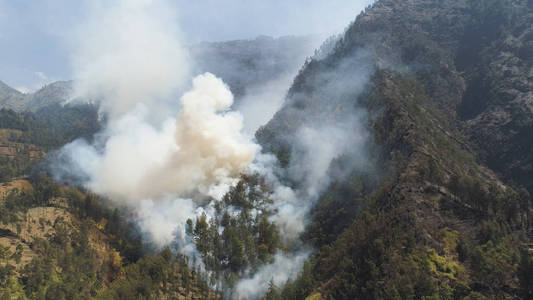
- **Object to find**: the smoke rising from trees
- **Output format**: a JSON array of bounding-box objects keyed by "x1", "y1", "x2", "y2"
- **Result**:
[{"x1": 50, "y1": 0, "x2": 375, "y2": 298}]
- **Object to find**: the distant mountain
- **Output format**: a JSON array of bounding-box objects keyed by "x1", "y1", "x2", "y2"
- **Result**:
[
  {"x1": 0, "y1": 81, "x2": 26, "y2": 111},
  {"x1": 0, "y1": 35, "x2": 316, "y2": 113},
  {"x1": 24, "y1": 81, "x2": 73, "y2": 112},
  {"x1": 0, "y1": 81, "x2": 73, "y2": 113},
  {"x1": 190, "y1": 35, "x2": 317, "y2": 100}
]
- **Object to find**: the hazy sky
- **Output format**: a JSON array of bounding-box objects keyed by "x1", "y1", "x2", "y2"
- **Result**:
[{"x1": 0, "y1": 0, "x2": 373, "y2": 92}]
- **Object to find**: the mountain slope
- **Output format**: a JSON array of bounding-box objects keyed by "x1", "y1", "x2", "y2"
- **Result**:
[
  {"x1": 24, "y1": 81, "x2": 73, "y2": 112},
  {"x1": 257, "y1": 0, "x2": 533, "y2": 298},
  {"x1": 0, "y1": 108, "x2": 217, "y2": 299}
]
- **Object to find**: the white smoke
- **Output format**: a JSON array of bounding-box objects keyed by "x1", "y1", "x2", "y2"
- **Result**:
[
  {"x1": 51, "y1": 0, "x2": 373, "y2": 298},
  {"x1": 235, "y1": 250, "x2": 310, "y2": 299},
  {"x1": 68, "y1": 0, "x2": 189, "y2": 118},
  {"x1": 54, "y1": 0, "x2": 259, "y2": 250},
  {"x1": 136, "y1": 197, "x2": 196, "y2": 247},
  {"x1": 87, "y1": 73, "x2": 257, "y2": 203},
  {"x1": 269, "y1": 185, "x2": 307, "y2": 242},
  {"x1": 289, "y1": 119, "x2": 369, "y2": 200},
  {"x1": 230, "y1": 48, "x2": 375, "y2": 298},
  {"x1": 58, "y1": 73, "x2": 258, "y2": 245},
  {"x1": 249, "y1": 111, "x2": 370, "y2": 244},
  {"x1": 236, "y1": 73, "x2": 295, "y2": 136}
]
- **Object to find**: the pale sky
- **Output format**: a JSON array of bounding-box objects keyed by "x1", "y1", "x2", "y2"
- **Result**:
[{"x1": 0, "y1": 0, "x2": 374, "y2": 92}]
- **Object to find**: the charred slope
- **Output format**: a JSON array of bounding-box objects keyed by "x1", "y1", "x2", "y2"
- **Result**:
[{"x1": 258, "y1": 0, "x2": 533, "y2": 298}]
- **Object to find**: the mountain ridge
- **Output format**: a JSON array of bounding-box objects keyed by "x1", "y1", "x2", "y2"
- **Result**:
[
  {"x1": 0, "y1": 35, "x2": 317, "y2": 113},
  {"x1": 257, "y1": 0, "x2": 533, "y2": 298}
]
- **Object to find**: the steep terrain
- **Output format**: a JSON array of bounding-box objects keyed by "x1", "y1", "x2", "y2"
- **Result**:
[{"x1": 257, "y1": 0, "x2": 533, "y2": 298}]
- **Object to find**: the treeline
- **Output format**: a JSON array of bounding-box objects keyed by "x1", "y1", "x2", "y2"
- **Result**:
[
  {"x1": 0, "y1": 104, "x2": 100, "y2": 150},
  {"x1": 100, "y1": 248, "x2": 217, "y2": 300},
  {"x1": 0, "y1": 156, "x2": 35, "y2": 182},
  {"x1": 0, "y1": 105, "x2": 100, "y2": 182}
]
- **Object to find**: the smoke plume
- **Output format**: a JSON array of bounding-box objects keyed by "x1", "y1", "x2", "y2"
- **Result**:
[
  {"x1": 231, "y1": 49, "x2": 375, "y2": 298},
  {"x1": 54, "y1": 0, "x2": 258, "y2": 250},
  {"x1": 68, "y1": 0, "x2": 189, "y2": 118},
  {"x1": 57, "y1": 72, "x2": 258, "y2": 240},
  {"x1": 87, "y1": 73, "x2": 257, "y2": 202},
  {"x1": 50, "y1": 0, "x2": 375, "y2": 298},
  {"x1": 235, "y1": 251, "x2": 310, "y2": 299}
]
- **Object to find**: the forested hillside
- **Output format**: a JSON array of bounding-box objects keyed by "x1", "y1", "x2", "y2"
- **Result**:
[
  {"x1": 256, "y1": 0, "x2": 533, "y2": 298},
  {"x1": 0, "y1": 106, "x2": 218, "y2": 299}
]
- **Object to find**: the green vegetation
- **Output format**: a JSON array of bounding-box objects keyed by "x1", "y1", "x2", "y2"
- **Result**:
[
  {"x1": 0, "y1": 176, "x2": 215, "y2": 299},
  {"x1": 187, "y1": 174, "x2": 282, "y2": 289},
  {"x1": 270, "y1": 69, "x2": 532, "y2": 298},
  {"x1": 0, "y1": 105, "x2": 100, "y2": 182},
  {"x1": 99, "y1": 248, "x2": 217, "y2": 300},
  {"x1": 0, "y1": 104, "x2": 100, "y2": 150},
  {"x1": 0, "y1": 106, "x2": 213, "y2": 298}
]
